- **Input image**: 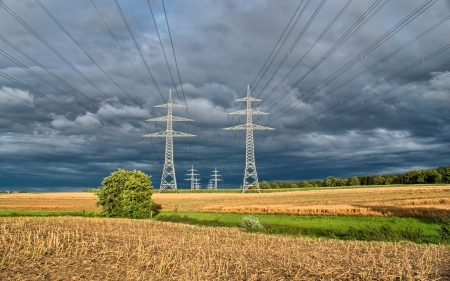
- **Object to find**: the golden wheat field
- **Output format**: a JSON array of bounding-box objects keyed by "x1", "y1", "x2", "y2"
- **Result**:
[
  {"x1": 1, "y1": 186, "x2": 449, "y2": 217},
  {"x1": 0, "y1": 217, "x2": 449, "y2": 281}
]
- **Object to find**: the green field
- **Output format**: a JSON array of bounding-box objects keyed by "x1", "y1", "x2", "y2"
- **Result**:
[{"x1": 156, "y1": 211, "x2": 450, "y2": 244}]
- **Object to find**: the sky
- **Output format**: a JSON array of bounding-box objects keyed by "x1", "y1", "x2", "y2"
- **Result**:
[{"x1": 0, "y1": 0, "x2": 449, "y2": 191}]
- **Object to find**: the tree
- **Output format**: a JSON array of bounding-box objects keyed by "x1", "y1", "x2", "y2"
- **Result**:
[
  {"x1": 372, "y1": 175, "x2": 386, "y2": 185},
  {"x1": 298, "y1": 181, "x2": 311, "y2": 188},
  {"x1": 259, "y1": 181, "x2": 270, "y2": 189},
  {"x1": 424, "y1": 169, "x2": 442, "y2": 184},
  {"x1": 96, "y1": 169, "x2": 154, "y2": 219},
  {"x1": 340, "y1": 178, "x2": 349, "y2": 186},
  {"x1": 348, "y1": 177, "x2": 360, "y2": 186},
  {"x1": 324, "y1": 176, "x2": 336, "y2": 187},
  {"x1": 407, "y1": 170, "x2": 425, "y2": 184},
  {"x1": 436, "y1": 166, "x2": 450, "y2": 183},
  {"x1": 289, "y1": 183, "x2": 298, "y2": 189},
  {"x1": 270, "y1": 182, "x2": 279, "y2": 189}
]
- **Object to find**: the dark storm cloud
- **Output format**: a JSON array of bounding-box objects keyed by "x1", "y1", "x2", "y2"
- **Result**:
[{"x1": 0, "y1": 0, "x2": 449, "y2": 189}]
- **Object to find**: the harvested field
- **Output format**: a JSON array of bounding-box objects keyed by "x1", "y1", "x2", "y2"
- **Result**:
[
  {"x1": 0, "y1": 192, "x2": 99, "y2": 212},
  {"x1": 1, "y1": 186, "x2": 449, "y2": 217},
  {"x1": 1, "y1": 217, "x2": 449, "y2": 281},
  {"x1": 153, "y1": 186, "x2": 450, "y2": 211}
]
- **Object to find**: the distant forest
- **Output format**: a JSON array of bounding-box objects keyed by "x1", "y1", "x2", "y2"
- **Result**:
[{"x1": 261, "y1": 166, "x2": 450, "y2": 189}]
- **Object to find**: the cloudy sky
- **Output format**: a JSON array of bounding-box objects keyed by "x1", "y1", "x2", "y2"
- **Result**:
[{"x1": 0, "y1": 0, "x2": 449, "y2": 190}]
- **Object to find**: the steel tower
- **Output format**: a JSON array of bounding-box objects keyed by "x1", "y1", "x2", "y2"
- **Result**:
[
  {"x1": 143, "y1": 90, "x2": 195, "y2": 191},
  {"x1": 224, "y1": 85, "x2": 274, "y2": 193},
  {"x1": 185, "y1": 165, "x2": 199, "y2": 190},
  {"x1": 194, "y1": 177, "x2": 201, "y2": 189},
  {"x1": 210, "y1": 167, "x2": 222, "y2": 190}
]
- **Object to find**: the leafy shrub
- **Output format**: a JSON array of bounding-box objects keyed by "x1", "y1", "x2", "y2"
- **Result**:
[
  {"x1": 96, "y1": 169, "x2": 154, "y2": 219},
  {"x1": 240, "y1": 215, "x2": 263, "y2": 230}
]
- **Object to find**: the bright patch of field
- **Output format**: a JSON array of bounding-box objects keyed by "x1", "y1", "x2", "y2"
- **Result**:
[
  {"x1": 0, "y1": 192, "x2": 99, "y2": 212},
  {"x1": 0, "y1": 186, "x2": 449, "y2": 217},
  {"x1": 0, "y1": 217, "x2": 448, "y2": 281}
]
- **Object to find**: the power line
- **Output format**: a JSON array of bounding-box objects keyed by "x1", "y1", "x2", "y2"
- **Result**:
[
  {"x1": 145, "y1": 0, "x2": 182, "y2": 104},
  {"x1": 273, "y1": 12, "x2": 450, "y2": 123},
  {"x1": 257, "y1": 0, "x2": 353, "y2": 103},
  {"x1": 300, "y1": 68, "x2": 450, "y2": 130},
  {"x1": 0, "y1": 0, "x2": 146, "y2": 124},
  {"x1": 264, "y1": 0, "x2": 390, "y2": 112},
  {"x1": 161, "y1": 0, "x2": 196, "y2": 165},
  {"x1": 250, "y1": 0, "x2": 308, "y2": 94},
  {"x1": 0, "y1": 86, "x2": 160, "y2": 162},
  {"x1": 90, "y1": 0, "x2": 148, "y2": 88},
  {"x1": 249, "y1": 0, "x2": 305, "y2": 92},
  {"x1": 35, "y1": 0, "x2": 148, "y2": 110},
  {"x1": 292, "y1": 38, "x2": 450, "y2": 125},
  {"x1": 113, "y1": 0, "x2": 165, "y2": 102},
  {"x1": 253, "y1": 0, "x2": 327, "y2": 99},
  {"x1": 269, "y1": 0, "x2": 435, "y2": 116}
]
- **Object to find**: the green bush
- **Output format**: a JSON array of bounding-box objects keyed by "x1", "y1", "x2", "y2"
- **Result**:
[
  {"x1": 95, "y1": 169, "x2": 154, "y2": 219},
  {"x1": 240, "y1": 215, "x2": 263, "y2": 230}
]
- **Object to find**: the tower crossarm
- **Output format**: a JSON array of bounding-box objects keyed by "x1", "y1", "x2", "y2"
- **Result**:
[
  {"x1": 229, "y1": 109, "x2": 268, "y2": 116},
  {"x1": 146, "y1": 116, "x2": 194, "y2": 122},
  {"x1": 223, "y1": 124, "x2": 275, "y2": 131},
  {"x1": 235, "y1": 97, "x2": 262, "y2": 102},
  {"x1": 153, "y1": 103, "x2": 185, "y2": 108},
  {"x1": 143, "y1": 130, "x2": 196, "y2": 137}
]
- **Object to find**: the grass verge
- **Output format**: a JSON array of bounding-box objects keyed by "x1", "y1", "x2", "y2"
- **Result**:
[{"x1": 156, "y1": 211, "x2": 450, "y2": 245}]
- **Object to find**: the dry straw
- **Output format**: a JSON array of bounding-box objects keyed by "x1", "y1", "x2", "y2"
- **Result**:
[{"x1": 0, "y1": 217, "x2": 449, "y2": 280}]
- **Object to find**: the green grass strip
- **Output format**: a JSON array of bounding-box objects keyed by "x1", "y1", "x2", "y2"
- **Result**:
[
  {"x1": 156, "y1": 211, "x2": 450, "y2": 245},
  {"x1": 0, "y1": 210, "x2": 98, "y2": 217}
]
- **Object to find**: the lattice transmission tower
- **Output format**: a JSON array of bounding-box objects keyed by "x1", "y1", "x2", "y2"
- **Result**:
[
  {"x1": 210, "y1": 167, "x2": 222, "y2": 190},
  {"x1": 224, "y1": 85, "x2": 275, "y2": 193},
  {"x1": 143, "y1": 90, "x2": 196, "y2": 191},
  {"x1": 194, "y1": 177, "x2": 201, "y2": 189},
  {"x1": 185, "y1": 165, "x2": 199, "y2": 190}
]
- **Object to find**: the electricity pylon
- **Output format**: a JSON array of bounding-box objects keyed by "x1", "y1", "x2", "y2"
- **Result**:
[
  {"x1": 224, "y1": 85, "x2": 274, "y2": 193},
  {"x1": 185, "y1": 165, "x2": 199, "y2": 190},
  {"x1": 207, "y1": 180, "x2": 213, "y2": 190},
  {"x1": 210, "y1": 167, "x2": 222, "y2": 190},
  {"x1": 143, "y1": 90, "x2": 196, "y2": 191},
  {"x1": 194, "y1": 177, "x2": 201, "y2": 189}
]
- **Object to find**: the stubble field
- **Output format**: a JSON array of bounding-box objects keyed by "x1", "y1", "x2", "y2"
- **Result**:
[
  {"x1": 1, "y1": 217, "x2": 449, "y2": 281},
  {"x1": 1, "y1": 186, "x2": 449, "y2": 217}
]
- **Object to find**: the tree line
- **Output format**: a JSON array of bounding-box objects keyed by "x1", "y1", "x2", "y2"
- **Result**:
[{"x1": 259, "y1": 166, "x2": 450, "y2": 189}]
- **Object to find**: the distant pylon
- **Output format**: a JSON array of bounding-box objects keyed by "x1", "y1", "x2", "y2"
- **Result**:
[
  {"x1": 194, "y1": 177, "x2": 201, "y2": 189},
  {"x1": 224, "y1": 85, "x2": 274, "y2": 193},
  {"x1": 210, "y1": 167, "x2": 222, "y2": 190},
  {"x1": 143, "y1": 90, "x2": 196, "y2": 191},
  {"x1": 185, "y1": 165, "x2": 199, "y2": 190},
  {"x1": 207, "y1": 180, "x2": 213, "y2": 190}
]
